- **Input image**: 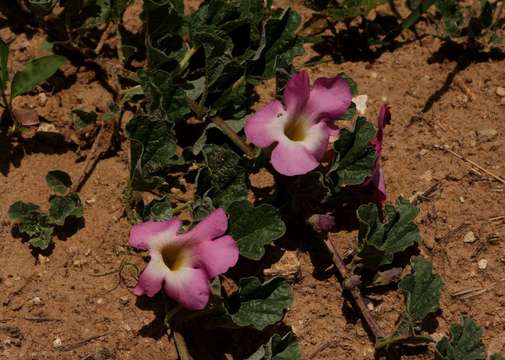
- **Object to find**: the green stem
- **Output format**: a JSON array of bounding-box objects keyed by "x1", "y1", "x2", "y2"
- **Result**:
[
  {"x1": 383, "y1": 0, "x2": 437, "y2": 43},
  {"x1": 186, "y1": 97, "x2": 256, "y2": 158},
  {"x1": 178, "y1": 47, "x2": 198, "y2": 74}
]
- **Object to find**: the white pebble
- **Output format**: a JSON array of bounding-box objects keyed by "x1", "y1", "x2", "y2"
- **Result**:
[
  {"x1": 478, "y1": 259, "x2": 488, "y2": 270},
  {"x1": 463, "y1": 231, "x2": 477, "y2": 243},
  {"x1": 53, "y1": 337, "x2": 62, "y2": 348}
]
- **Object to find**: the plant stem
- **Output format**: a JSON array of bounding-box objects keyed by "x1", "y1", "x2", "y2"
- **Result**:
[
  {"x1": 95, "y1": 22, "x2": 114, "y2": 55},
  {"x1": 383, "y1": 0, "x2": 436, "y2": 43},
  {"x1": 186, "y1": 97, "x2": 256, "y2": 158},
  {"x1": 323, "y1": 238, "x2": 385, "y2": 340},
  {"x1": 172, "y1": 201, "x2": 192, "y2": 216},
  {"x1": 178, "y1": 47, "x2": 198, "y2": 74}
]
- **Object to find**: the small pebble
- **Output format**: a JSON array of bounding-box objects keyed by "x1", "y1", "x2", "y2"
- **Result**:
[
  {"x1": 478, "y1": 259, "x2": 488, "y2": 270},
  {"x1": 370, "y1": 71, "x2": 378, "y2": 79},
  {"x1": 496, "y1": 86, "x2": 505, "y2": 97},
  {"x1": 459, "y1": 196, "x2": 465, "y2": 203},
  {"x1": 38, "y1": 93, "x2": 47, "y2": 106},
  {"x1": 464, "y1": 231, "x2": 477, "y2": 243},
  {"x1": 30, "y1": 297, "x2": 42, "y2": 305},
  {"x1": 419, "y1": 149, "x2": 429, "y2": 156},
  {"x1": 85, "y1": 198, "x2": 96, "y2": 205},
  {"x1": 96, "y1": 298, "x2": 104, "y2": 305},
  {"x1": 119, "y1": 296, "x2": 129, "y2": 305},
  {"x1": 477, "y1": 128, "x2": 498, "y2": 143},
  {"x1": 53, "y1": 337, "x2": 62, "y2": 348}
]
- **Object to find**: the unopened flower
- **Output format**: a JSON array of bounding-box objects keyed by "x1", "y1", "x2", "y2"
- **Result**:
[
  {"x1": 129, "y1": 208, "x2": 239, "y2": 310},
  {"x1": 308, "y1": 213, "x2": 335, "y2": 233},
  {"x1": 366, "y1": 104, "x2": 391, "y2": 205},
  {"x1": 245, "y1": 71, "x2": 352, "y2": 176}
]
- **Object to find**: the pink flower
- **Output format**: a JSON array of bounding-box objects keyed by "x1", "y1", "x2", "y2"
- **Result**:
[
  {"x1": 367, "y1": 104, "x2": 391, "y2": 205},
  {"x1": 129, "y1": 209, "x2": 239, "y2": 310},
  {"x1": 245, "y1": 71, "x2": 352, "y2": 176}
]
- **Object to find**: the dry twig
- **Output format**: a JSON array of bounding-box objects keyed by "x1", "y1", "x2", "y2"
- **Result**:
[{"x1": 324, "y1": 238, "x2": 385, "y2": 340}]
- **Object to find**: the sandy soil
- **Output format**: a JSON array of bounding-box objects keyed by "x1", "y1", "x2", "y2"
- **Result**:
[{"x1": 1, "y1": 1, "x2": 505, "y2": 359}]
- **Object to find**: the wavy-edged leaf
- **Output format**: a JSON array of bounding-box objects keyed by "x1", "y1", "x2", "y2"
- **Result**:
[
  {"x1": 126, "y1": 114, "x2": 178, "y2": 191},
  {"x1": 143, "y1": 0, "x2": 185, "y2": 68},
  {"x1": 48, "y1": 194, "x2": 83, "y2": 226},
  {"x1": 201, "y1": 144, "x2": 248, "y2": 208},
  {"x1": 435, "y1": 318, "x2": 485, "y2": 360},
  {"x1": 227, "y1": 277, "x2": 292, "y2": 330},
  {"x1": 8, "y1": 202, "x2": 54, "y2": 250},
  {"x1": 46, "y1": 170, "x2": 72, "y2": 195},
  {"x1": 246, "y1": 332, "x2": 300, "y2": 360},
  {"x1": 141, "y1": 197, "x2": 173, "y2": 221},
  {"x1": 324, "y1": 0, "x2": 387, "y2": 21},
  {"x1": 399, "y1": 257, "x2": 443, "y2": 323},
  {"x1": 328, "y1": 117, "x2": 376, "y2": 188},
  {"x1": 357, "y1": 197, "x2": 420, "y2": 269},
  {"x1": 11, "y1": 55, "x2": 66, "y2": 98},
  {"x1": 227, "y1": 200, "x2": 286, "y2": 260}
]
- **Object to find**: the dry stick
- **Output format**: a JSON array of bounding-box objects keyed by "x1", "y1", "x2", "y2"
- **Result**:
[
  {"x1": 173, "y1": 331, "x2": 193, "y2": 360},
  {"x1": 186, "y1": 97, "x2": 255, "y2": 158},
  {"x1": 442, "y1": 148, "x2": 505, "y2": 185},
  {"x1": 95, "y1": 22, "x2": 114, "y2": 55},
  {"x1": 323, "y1": 238, "x2": 385, "y2": 340}
]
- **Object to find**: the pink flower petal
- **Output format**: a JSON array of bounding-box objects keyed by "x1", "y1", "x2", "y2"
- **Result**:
[
  {"x1": 371, "y1": 104, "x2": 391, "y2": 155},
  {"x1": 179, "y1": 208, "x2": 228, "y2": 244},
  {"x1": 129, "y1": 219, "x2": 182, "y2": 250},
  {"x1": 371, "y1": 166, "x2": 386, "y2": 205},
  {"x1": 133, "y1": 260, "x2": 166, "y2": 297},
  {"x1": 271, "y1": 140, "x2": 320, "y2": 176},
  {"x1": 163, "y1": 267, "x2": 210, "y2": 310},
  {"x1": 193, "y1": 235, "x2": 239, "y2": 278},
  {"x1": 283, "y1": 71, "x2": 310, "y2": 115},
  {"x1": 244, "y1": 100, "x2": 286, "y2": 148},
  {"x1": 303, "y1": 76, "x2": 352, "y2": 123}
]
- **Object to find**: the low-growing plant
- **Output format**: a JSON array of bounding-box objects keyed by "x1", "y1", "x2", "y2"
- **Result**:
[{"x1": 8, "y1": 170, "x2": 83, "y2": 250}]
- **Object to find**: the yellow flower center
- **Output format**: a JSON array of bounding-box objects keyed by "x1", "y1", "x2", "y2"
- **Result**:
[
  {"x1": 161, "y1": 244, "x2": 187, "y2": 271},
  {"x1": 284, "y1": 118, "x2": 307, "y2": 142}
]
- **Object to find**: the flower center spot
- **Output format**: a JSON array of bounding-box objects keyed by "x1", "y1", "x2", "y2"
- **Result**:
[
  {"x1": 161, "y1": 245, "x2": 187, "y2": 271},
  {"x1": 284, "y1": 119, "x2": 306, "y2": 142}
]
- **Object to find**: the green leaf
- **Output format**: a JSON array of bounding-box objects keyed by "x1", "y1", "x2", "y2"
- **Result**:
[
  {"x1": 0, "y1": 39, "x2": 8, "y2": 93},
  {"x1": 246, "y1": 332, "x2": 300, "y2": 360},
  {"x1": 357, "y1": 197, "x2": 420, "y2": 269},
  {"x1": 48, "y1": 194, "x2": 83, "y2": 226},
  {"x1": 227, "y1": 201, "x2": 286, "y2": 260},
  {"x1": 27, "y1": 0, "x2": 58, "y2": 16},
  {"x1": 26, "y1": 221, "x2": 54, "y2": 250},
  {"x1": 328, "y1": 117, "x2": 376, "y2": 188},
  {"x1": 9, "y1": 202, "x2": 55, "y2": 250},
  {"x1": 324, "y1": 0, "x2": 387, "y2": 21},
  {"x1": 141, "y1": 197, "x2": 173, "y2": 221},
  {"x1": 71, "y1": 109, "x2": 98, "y2": 129},
  {"x1": 46, "y1": 170, "x2": 72, "y2": 195},
  {"x1": 435, "y1": 318, "x2": 486, "y2": 360},
  {"x1": 227, "y1": 277, "x2": 292, "y2": 330},
  {"x1": 192, "y1": 117, "x2": 246, "y2": 155},
  {"x1": 143, "y1": 0, "x2": 185, "y2": 68},
  {"x1": 201, "y1": 144, "x2": 248, "y2": 209},
  {"x1": 126, "y1": 114, "x2": 178, "y2": 191},
  {"x1": 490, "y1": 355, "x2": 505, "y2": 360},
  {"x1": 8, "y1": 202, "x2": 41, "y2": 223},
  {"x1": 434, "y1": 0, "x2": 465, "y2": 38},
  {"x1": 11, "y1": 55, "x2": 66, "y2": 98},
  {"x1": 399, "y1": 257, "x2": 443, "y2": 323},
  {"x1": 252, "y1": 8, "x2": 304, "y2": 80},
  {"x1": 138, "y1": 69, "x2": 189, "y2": 121}
]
